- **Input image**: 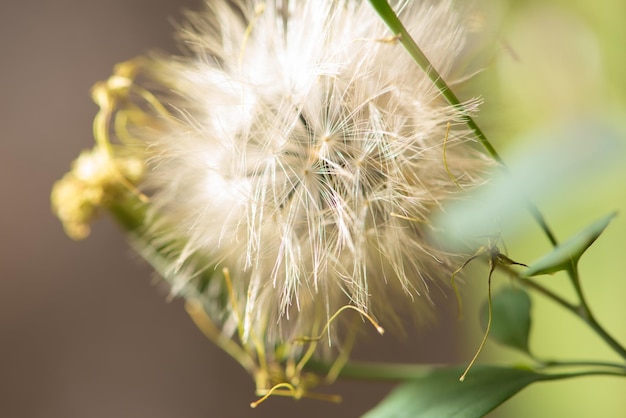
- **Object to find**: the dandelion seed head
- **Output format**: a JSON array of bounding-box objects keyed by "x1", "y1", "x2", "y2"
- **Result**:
[{"x1": 140, "y1": 0, "x2": 490, "y2": 348}]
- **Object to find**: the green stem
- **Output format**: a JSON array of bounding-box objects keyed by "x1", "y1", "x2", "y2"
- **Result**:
[
  {"x1": 107, "y1": 194, "x2": 175, "y2": 281},
  {"x1": 306, "y1": 359, "x2": 433, "y2": 381},
  {"x1": 367, "y1": 0, "x2": 502, "y2": 165},
  {"x1": 497, "y1": 262, "x2": 579, "y2": 316},
  {"x1": 537, "y1": 359, "x2": 626, "y2": 371},
  {"x1": 306, "y1": 359, "x2": 626, "y2": 382},
  {"x1": 106, "y1": 191, "x2": 215, "y2": 296},
  {"x1": 567, "y1": 264, "x2": 626, "y2": 361},
  {"x1": 526, "y1": 204, "x2": 559, "y2": 247},
  {"x1": 367, "y1": 0, "x2": 559, "y2": 247},
  {"x1": 500, "y1": 263, "x2": 626, "y2": 362},
  {"x1": 545, "y1": 369, "x2": 626, "y2": 380},
  {"x1": 107, "y1": 192, "x2": 148, "y2": 233}
]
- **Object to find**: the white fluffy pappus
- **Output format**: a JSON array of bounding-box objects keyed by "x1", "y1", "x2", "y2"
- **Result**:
[{"x1": 141, "y1": 0, "x2": 489, "y2": 349}]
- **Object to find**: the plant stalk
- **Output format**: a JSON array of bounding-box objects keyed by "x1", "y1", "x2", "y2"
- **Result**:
[
  {"x1": 367, "y1": 0, "x2": 559, "y2": 247},
  {"x1": 567, "y1": 264, "x2": 626, "y2": 361}
]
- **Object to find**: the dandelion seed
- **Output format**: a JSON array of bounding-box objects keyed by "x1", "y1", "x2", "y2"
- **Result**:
[
  {"x1": 52, "y1": 1, "x2": 490, "y2": 377},
  {"x1": 50, "y1": 0, "x2": 496, "y2": 402},
  {"x1": 132, "y1": 0, "x2": 490, "y2": 349}
]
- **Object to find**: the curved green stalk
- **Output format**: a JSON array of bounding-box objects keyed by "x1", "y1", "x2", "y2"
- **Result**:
[
  {"x1": 305, "y1": 359, "x2": 626, "y2": 382},
  {"x1": 367, "y1": 0, "x2": 502, "y2": 164},
  {"x1": 544, "y1": 369, "x2": 626, "y2": 380},
  {"x1": 497, "y1": 263, "x2": 576, "y2": 313},
  {"x1": 305, "y1": 359, "x2": 433, "y2": 381},
  {"x1": 567, "y1": 263, "x2": 626, "y2": 361},
  {"x1": 499, "y1": 262, "x2": 626, "y2": 362},
  {"x1": 536, "y1": 359, "x2": 626, "y2": 372},
  {"x1": 367, "y1": 0, "x2": 559, "y2": 247}
]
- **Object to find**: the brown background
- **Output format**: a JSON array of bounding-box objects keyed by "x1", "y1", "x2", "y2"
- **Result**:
[{"x1": 0, "y1": 1, "x2": 461, "y2": 417}]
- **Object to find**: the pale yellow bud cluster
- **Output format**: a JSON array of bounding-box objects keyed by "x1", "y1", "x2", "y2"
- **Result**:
[
  {"x1": 51, "y1": 147, "x2": 143, "y2": 240},
  {"x1": 52, "y1": 57, "x2": 165, "y2": 240}
]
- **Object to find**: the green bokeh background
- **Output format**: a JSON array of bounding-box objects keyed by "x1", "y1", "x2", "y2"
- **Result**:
[{"x1": 463, "y1": 1, "x2": 626, "y2": 416}]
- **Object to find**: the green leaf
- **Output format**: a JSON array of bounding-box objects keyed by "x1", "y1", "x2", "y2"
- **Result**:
[
  {"x1": 363, "y1": 366, "x2": 546, "y2": 418},
  {"x1": 480, "y1": 287, "x2": 532, "y2": 353},
  {"x1": 522, "y1": 212, "x2": 617, "y2": 277}
]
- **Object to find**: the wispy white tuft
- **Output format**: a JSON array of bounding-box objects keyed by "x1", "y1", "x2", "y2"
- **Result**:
[{"x1": 141, "y1": 0, "x2": 489, "y2": 348}]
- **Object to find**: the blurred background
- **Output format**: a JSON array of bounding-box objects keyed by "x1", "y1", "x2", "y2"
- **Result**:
[
  {"x1": 1, "y1": 1, "x2": 624, "y2": 417},
  {"x1": 467, "y1": 0, "x2": 626, "y2": 417}
]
